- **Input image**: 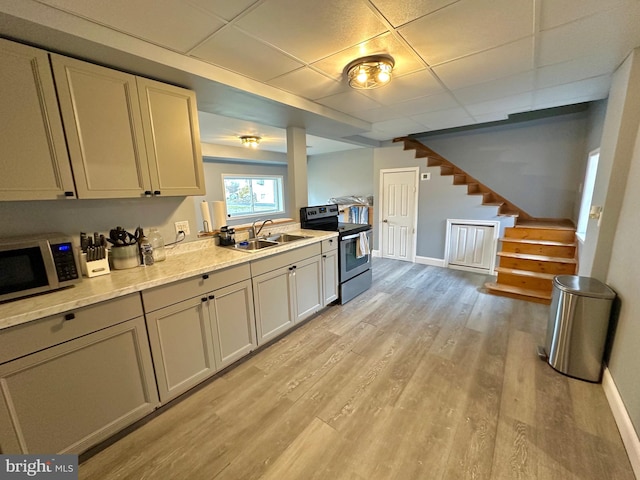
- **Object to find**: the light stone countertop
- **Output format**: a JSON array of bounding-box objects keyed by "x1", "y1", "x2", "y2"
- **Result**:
[{"x1": 0, "y1": 229, "x2": 337, "y2": 331}]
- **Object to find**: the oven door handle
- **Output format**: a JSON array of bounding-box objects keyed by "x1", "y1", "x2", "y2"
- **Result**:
[{"x1": 341, "y1": 231, "x2": 371, "y2": 241}]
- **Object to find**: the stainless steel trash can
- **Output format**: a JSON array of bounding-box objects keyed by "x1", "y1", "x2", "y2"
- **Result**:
[{"x1": 545, "y1": 275, "x2": 615, "y2": 382}]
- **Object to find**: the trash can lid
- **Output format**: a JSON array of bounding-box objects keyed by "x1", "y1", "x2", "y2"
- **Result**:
[{"x1": 553, "y1": 275, "x2": 616, "y2": 299}]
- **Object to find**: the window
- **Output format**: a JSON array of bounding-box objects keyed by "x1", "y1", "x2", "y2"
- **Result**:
[
  {"x1": 222, "y1": 175, "x2": 284, "y2": 218},
  {"x1": 576, "y1": 149, "x2": 599, "y2": 241}
]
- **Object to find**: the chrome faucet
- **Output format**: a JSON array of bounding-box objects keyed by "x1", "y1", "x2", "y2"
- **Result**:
[{"x1": 250, "y1": 219, "x2": 274, "y2": 239}]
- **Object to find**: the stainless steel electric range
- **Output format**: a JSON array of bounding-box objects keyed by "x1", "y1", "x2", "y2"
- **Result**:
[{"x1": 300, "y1": 205, "x2": 372, "y2": 304}]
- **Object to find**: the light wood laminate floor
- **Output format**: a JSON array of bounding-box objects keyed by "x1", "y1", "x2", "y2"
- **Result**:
[{"x1": 80, "y1": 258, "x2": 634, "y2": 479}]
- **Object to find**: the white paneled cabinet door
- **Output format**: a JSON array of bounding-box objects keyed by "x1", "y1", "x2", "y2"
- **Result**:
[
  {"x1": 252, "y1": 266, "x2": 295, "y2": 345},
  {"x1": 448, "y1": 223, "x2": 495, "y2": 272},
  {"x1": 0, "y1": 40, "x2": 75, "y2": 200},
  {"x1": 51, "y1": 54, "x2": 152, "y2": 198},
  {"x1": 145, "y1": 296, "x2": 217, "y2": 403},
  {"x1": 0, "y1": 317, "x2": 158, "y2": 454},
  {"x1": 292, "y1": 256, "x2": 323, "y2": 322},
  {"x1": 136, "y1": 77, "x2": 205, "y2": 196},
  {"x1": 208, "y1": 280, "x2": 257, "y2": 369},
  {"x1": 381, "y1": 168, "x2": 418, "y2": 262},
  {"x1": 322, "y1": 249, "x2": 339, "y2": 305}
]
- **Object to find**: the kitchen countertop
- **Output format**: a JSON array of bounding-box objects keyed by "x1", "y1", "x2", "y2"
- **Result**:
[{"x1": 0, "y1": 229, "x2": 337, "y2": 331}]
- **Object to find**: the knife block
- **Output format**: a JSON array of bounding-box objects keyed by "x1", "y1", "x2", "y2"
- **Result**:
[{"x1": 80, "y1": 251, "x2": 111, "y2": 278}]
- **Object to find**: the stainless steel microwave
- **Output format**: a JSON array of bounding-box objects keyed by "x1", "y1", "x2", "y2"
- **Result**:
[{"x1": 0, "y1": 233, "x2": 82, "y2": 303}]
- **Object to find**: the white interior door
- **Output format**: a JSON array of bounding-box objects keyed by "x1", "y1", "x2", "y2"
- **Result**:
[{"x1": 380, "y1": 168, "x2": 419, "y2": 262}]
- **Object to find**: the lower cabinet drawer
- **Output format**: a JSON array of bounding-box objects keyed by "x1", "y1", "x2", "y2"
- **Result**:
[{"x1": 0, "y1": 316, "x2": 158, "y2": 454}]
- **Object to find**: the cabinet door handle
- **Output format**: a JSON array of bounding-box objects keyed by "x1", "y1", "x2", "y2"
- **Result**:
[
  {"x1": 154, "y1": 190, "x2": 161, "y2": 195},
  {"x1": 202, "y1": 274, "x2": 209, "y2": 280},
  {"x1": 208, "y1": 295, "x2": 215, "y2": 300},
  {"x1": 322, "y1": 255, "x2": 327, "y2": 258},
  {"x1": 201, "y1": 297, "x2": 207, "y2": 302},
  {"x1": 144, "y1": 190, "x2": 152, "y2": 196},
  {"x1": 64, "y1": 313, "x2": 76, "y2": 321},
  {"x1": 64, "y1": 191, "x2": 75, "y2": 197}
]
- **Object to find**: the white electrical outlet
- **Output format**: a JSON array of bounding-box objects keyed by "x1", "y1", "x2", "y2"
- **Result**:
[
  {"x1": 174, "y1": 220, "x2": 190, "y2": 235},
  {"x1": 421, "y1": 172, "x2": 431, "y2": 181}
]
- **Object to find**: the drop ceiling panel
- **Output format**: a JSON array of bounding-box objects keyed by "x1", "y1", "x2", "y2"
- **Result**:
[
  {"x1": 311, "y1": 32, "x2": 426, "y2": 81},
  {"x1": 190, "y1": 26, "x2": 304, "y2": 82},
  {"x1": 316, "y1": 91, "x2": 383, "y2": 114},
  {"x1": 539, "y1": 0, "x2": 635, "y2": 30},
  {"x1": 411, "y1": 107, "x2": 474, "y2": 130},
  {"x1": 38, "y1": 0, "x2": 223, "y2": 52},
  {"x1": 535, "y1": 55, "x2": 621, "y2": 89},
  {"x1": 433, "y1": 37, "x2": 533, "y2": 91},
  {"x1": 369, "y1": 117, "x2": 427, "y2": 138},
  {"x1": 453, "y1": 71, "x2": 535, "y2": 104},
  {"x1": 533, "y1": 76, "x2": 611, "y2": 109},
  {"x1": 234, "y1": 0, "x2": 388, "y2": 63},
  {"x1": 267, "y1": 67, "x2": 348, "y2": 100},
  {"x1": 370, "y1": 0, "x2": 459, "y2": 27},
  {"x1": 388, "y1": 92, "x2": 461, "y2": 117},
  {"x1": 358, "y1": 70, "x2": 445, "y2": 105},
  {"x1": 538, "y1": 5, "x2": 640, "y2": 67},
  {"x1": 466, "y1": 92, "x2": 533, "y2": 117},
  {"x1": 398, "y1": 0, "x2": 534, "y2": 66},
  {"x1": 185, "y1": 0, "x2": 258, "y2": 22}
]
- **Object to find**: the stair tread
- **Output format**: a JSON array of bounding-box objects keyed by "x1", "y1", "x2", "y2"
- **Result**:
[
  {"x1": 500, "y1": 237, "x2": 577, "y2": 247},
  {"x1": 497, "y1": 252, "x2": 577, "y2": 263},
  {"x1": 485, "y1": 282, "x2": 552, "y2": 300},
  {"x1": 515, "y1": 219, "x2": 575, "y2": 230},
  {"x1": 495, "y1": 267, "x2": 556, "y2": 280}
]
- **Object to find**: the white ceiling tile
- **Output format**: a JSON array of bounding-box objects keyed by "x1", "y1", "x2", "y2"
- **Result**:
[
  {"x1": 370, "y1": 0, "x2": 459, "y2": 27},
  {"x1": 471, "y1": 112, "x2": 510, "y2": 124},
  {"x1": 453, "y1": 71, "x2": 535, "y2": 104},
  {"x1": 359, "y1": 130, "x2": 397, "y2": 141},
  {"x1": 539, "y1": 0, "x2": 637, "y2": 30},
  {"x1": 388, "y1": 92, "x2": 461, "y2": 116},
  {"x1": 190, "y1": 26, "x2": 304, "y2": 82},
  {"x1": 352, "y1": 107, "x2": 407, "y2": 123},
  {"x1": 535, "y1": 55, "x2": 620, "y2": 89},
  {"x1": 398, "y1": 0, "x2": 533, "y2": 66},
  {"x1": 533, "y1": 75, "x2": 612, "y2": 108},
  {"x1": 316, "y1": 91, "x2": 383, "y2": 114},
  {"x1": 433, "y1": 37, "x2": 533, "y2": 90},
  {"x1": 370, "y1": 117, "x2": 426, "y2": 138},
  {"x1": 538, "y1": 5, "x2": 640, "y2": 67},
  {"x1": 358, "y1": 70, "x2": 445, "y2": 105},
  {"x1": 411, "y1": 108, "x2": 474, "y2": 130},
  {"x1": 38, "y1": 0, "x2": 223, "y2": 52},
  {"x1": 311, "y1": 32, "x2": 426, "y2": 81},
  {"x1": 234, "y1": 0, "x2": 388, "y2": 63},
  {"x1": 267, "y1": 68, "x2": 348, "y2": 100},
  {"x1": 466, "y1": 92, "x2": 533, "y2": 116},
  {"x1": 186, "y1": 0, "x2": 258, "y2": 22}
]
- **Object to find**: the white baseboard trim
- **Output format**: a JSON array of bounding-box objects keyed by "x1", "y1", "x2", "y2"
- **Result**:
[
  {"x1": 415, "y1": 256, "x2": 446, "y2": 267},
  {"x1": 602, "y1": 367, "x2": 640, "y2": 478}
]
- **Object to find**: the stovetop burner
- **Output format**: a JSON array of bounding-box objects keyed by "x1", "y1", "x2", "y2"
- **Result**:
[{"x1": 300, "y1": 205, "x2": 371, "y2": 238}]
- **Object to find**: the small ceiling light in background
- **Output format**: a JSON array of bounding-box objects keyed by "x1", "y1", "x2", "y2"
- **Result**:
[
  {"x1": 239, "y1": 135, "x2": 261, "y2": 148},
  {"x1": 346, "y1": 55, "x2": 395, "y2": 89}
]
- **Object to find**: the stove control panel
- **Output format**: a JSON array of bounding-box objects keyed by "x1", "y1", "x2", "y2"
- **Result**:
[{"x1": 300, "y1": 204, "x2": 339, "y2": 220}]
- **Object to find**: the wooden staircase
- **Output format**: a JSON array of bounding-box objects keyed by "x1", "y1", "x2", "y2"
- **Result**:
[{"x1": 394, "y1": 137, "x2": 578, "y2": 304}]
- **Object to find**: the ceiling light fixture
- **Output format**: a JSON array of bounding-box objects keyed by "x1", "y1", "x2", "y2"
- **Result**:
[
  {"x1": 346, "y1": 55, "x2": 395, "y2": 90},
  {"x1": 239, "y1": 135, "x2": 261, "y2": 148}
]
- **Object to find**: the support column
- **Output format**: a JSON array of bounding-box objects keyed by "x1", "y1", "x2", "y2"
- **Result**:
[{"x1": 286, "y1": 126, "x2": 308, "y2": 222}]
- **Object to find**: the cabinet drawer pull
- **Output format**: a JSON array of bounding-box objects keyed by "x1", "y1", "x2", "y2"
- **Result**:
[
  {"x1": 64, "y1": 313, "x2": 76, "y2": 321},
  {"x1": 201, "y1": 297, "x2": 207, "y2": 302},
  {"x1": 202, "y1": 274, "x2": 209, "y2": 280},
  {"x1": 322, "y1": 255, "x2": 327, "y2": 258},
  {"x1": 208, "y1": 295, "x2": 215, "y2": 300}
]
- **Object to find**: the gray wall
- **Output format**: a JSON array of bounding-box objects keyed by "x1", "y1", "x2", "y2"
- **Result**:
[
  {"x1": 373, "y1": 145, "x2": 514, "y2": 258},
  {"x1": 415, "y1": 111, "x2": 591, "y2": 220},
  {"x1": 195, "y1": 159, "x2": 289, "y2": 229},
  {"x1": 579, "y1": 48, "x2": 640, "y2": 437},
  {"x1": 307, "y1": 148, "x2": 373, "y2": 206}
]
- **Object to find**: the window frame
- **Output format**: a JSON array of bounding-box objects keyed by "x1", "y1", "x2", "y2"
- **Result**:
[
  {"x1": 576, "y1": 148, "x2": 600, "y2": 242},
  {"x1": 221, "y1": 174, "x2": 285, "y2": 220}
]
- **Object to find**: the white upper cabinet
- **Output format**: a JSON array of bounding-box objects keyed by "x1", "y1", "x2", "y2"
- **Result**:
[
  {"x1": 0, "y1": 40, "x2": 75, "y2": 200},
  {"x1": 137, "y1": 77, "x2": 205, "y2": 196}
]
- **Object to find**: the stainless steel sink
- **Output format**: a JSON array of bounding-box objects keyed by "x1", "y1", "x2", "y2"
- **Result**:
[
  {"x1": 227, "y1": 239, "x2": 279, "y2": 252},
  {"x1": 263, "y1": 233, "x2": 309, "y2": 243}
]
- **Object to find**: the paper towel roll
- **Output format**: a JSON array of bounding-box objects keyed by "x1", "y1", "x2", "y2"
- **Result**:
[
  {"x1": 200, "y1": 201, "x2": 212, "y2": 232},
  {"x1": 212, "y1": 201, "x2": 226, "y2": 231}
]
